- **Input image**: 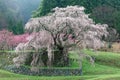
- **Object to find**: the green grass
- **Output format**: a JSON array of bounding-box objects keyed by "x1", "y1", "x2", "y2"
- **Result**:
[
  {"x1": 1, "y1": 50, "x2": 120, "y2": 80},
  {"x1": 83, "y1": 61, "x2": 120, "y2": 75},
  {"x1": 84, "y1": 50, "x2": 120, "y2": 68},
  {"x1": 0, "y1": 71, "x2": 120, "y2": 80}
]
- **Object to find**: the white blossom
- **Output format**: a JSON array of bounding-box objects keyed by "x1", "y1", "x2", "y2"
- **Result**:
[{"x1": 14, "y1": 6, "x2": 108, "y2": 67}]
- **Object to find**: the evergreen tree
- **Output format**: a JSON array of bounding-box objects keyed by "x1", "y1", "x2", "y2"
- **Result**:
[
  {"x1": 0, "y1": 0, "x2": 24, "y2": 34},
  {"x1": 33, "y1": 0, "x2": 120, "y2": 34}
]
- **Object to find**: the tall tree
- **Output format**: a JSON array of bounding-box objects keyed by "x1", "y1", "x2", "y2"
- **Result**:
[
  {"x1": 91, "y1": 5, "x2": 116, "y2": 27},
  {"x1": 0, "y1": 0, "x2": 24, "y2": 34},
  {"x1": 33, "y1": 0, "x2": 120, "y2": 17},
  {"x1": 113, "y1": 11, "x2": 120, "y2": 33},
  {"x1": 91, "y1": 5, "x2": 120, "y2": 34},
  {"x1": 0, "y1": 29, "x2": 29, "y2": 51},
  {"x1": 33, "y1": 0, "x2": 120, "y2": 34},
  {"x1": 13, "y1": 6, "x2": 108, "y2": 70}
]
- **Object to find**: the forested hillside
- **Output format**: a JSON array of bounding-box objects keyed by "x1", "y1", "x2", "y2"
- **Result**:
[
  {"x1": 0, "y1": 0, "x2": 41, "y2": 34},
  {"x1": 15, "y1": 0, "x2": 41, "y2": 23},
  {"x1": 33, "y1": 0, "x2": 120, "y2": 34},
  {"x1": 0, "y1": 0, "x2": 24, "y2": 34}
]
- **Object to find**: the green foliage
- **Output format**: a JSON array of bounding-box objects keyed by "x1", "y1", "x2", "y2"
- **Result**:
[
  {"x1": 14, "y1": 0, "x2": 41, "y2": 23},
  {"x1": 33, "y1": 0, "x2": 120, "y2": 34},
  {"x1": 90, "y1": 5, "x2": 116, "y2": 27},
  {"x1": 8, "y1": 20, "x2": 24, "y2": 35},
  {"x1": 0, "y1": 0, "x2": 24, "y2": 34},
  {"x1": 32, "y1": 0, "x2": 58, "y2": 17},
  {"x1": 0, "y1": 53, "x2": 15, "y2": 69},
  {"x1": 33, "y1": 0, "x2": 120, "y2": 17},
  {"x1": 113, "y1": 11, "x2": 120, "y2": 33},
  {"x1": 91, "y1": 5, "x2": 120, "y2": 34}
]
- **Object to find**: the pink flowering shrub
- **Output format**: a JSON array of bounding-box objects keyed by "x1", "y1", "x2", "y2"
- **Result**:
[
  {"x1": 0, "y1": 29, "x2": 29, "y2": 51},
  {"x1": 12, "y1": 33, "x2": 29, "y2": 47},
  {"x1": 0, "y1": 29, "x2": 13, "y2": 50}
]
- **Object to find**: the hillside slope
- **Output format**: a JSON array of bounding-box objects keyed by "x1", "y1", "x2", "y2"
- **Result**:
[{"x1": 15, "y1": 0, "x2": 41, "y2": 23}]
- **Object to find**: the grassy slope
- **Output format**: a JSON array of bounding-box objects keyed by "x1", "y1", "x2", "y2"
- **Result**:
[{"x1": 1, "y1": 50, "x2": 120, "y2": 80}]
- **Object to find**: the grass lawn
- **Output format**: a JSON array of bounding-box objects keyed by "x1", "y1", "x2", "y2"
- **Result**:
[{"x1": 1, "y1": 50, "x2": 120, "y2": 80}]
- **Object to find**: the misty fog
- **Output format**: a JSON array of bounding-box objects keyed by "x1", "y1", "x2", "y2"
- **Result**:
[{"x1": 0, "y1": 0, "x2": 41, "y2": 29}]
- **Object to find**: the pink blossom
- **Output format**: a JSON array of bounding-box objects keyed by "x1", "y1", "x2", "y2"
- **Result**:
[{"x1": 0, "y1": 29, "x2": 29, "y2": 50}]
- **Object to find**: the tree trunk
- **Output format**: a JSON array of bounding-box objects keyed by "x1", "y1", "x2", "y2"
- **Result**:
[
  {"x1": 53, "y1": 46, "x2": 69, "y2": 67},
  {"x1": 47, "y1": 45, "x2": 54, "y2": 67},
  {"x1": 31, "y1": 52, "x2": 44, "y2": 67},
  {"x1": 62, "y1": 48, "x2": 69, "y2": 66},
  {"x1": 31, "y1": 52, "x2": 45, "y2": 72}
]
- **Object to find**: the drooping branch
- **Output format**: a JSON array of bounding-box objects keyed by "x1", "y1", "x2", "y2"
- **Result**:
[{"x1": 14, "y1": 6, "x2": 108, "y2": 68}]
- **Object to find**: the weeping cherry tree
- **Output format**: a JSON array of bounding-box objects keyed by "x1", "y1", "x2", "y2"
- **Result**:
[{"x1": 13, "y1": 6, "x2": 108, "y2": 70}]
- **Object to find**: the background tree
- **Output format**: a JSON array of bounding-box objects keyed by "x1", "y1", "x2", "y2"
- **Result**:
[
  {"x1": 113, "y1": 11, "x2": 120, "y2": 34},
  {"x1": 14, "y1": 0, "x2": 41, "y2": 23},
  {"x1": 0, "y1": 29, "x2": 29, "y2": 51},
  {"x1": 13, "y1": 6, "x2": 108, "y2": 70},
  {"x1": 0, "y1": 29, "x2": 29, "y2": 68},
  {"x1": 0, "y1": 0, "x2": 24, "y2": 34},
  {"x1": 0, "y1": 0, "x2": 41, "y2": 34},
  {"x1": 33, "y1": 0, "x2": 120, "y2": 17},
  {"x1": 33, "y1": 0, "x2": 120, "y2": 35},
  {"x1": 91, "y1": 5, "x2": 116, "y2": 28},
  {"x1": 0, "y1": 30, "x2": 13, "y2": 51},
  {"x1": 91, "y1": 5, "x2": 120, "y2": 34}
]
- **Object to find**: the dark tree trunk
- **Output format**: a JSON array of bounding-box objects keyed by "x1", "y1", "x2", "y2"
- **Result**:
[
  {"x1": 30, "y1": 52, "x2": 45, "y2": 72},
  {"x1": 25, "y1": 52, "x2": 33, "y2": 66},
  {"x1": 62, "y1": 48, "x2": 69, "y2": 66},
  {"x1": 30, "y1": 45, "x2": 69, "y2": 68},
  {"x1": 53, "y1": 46, "x2": 69, "y2": 67},
  {"x1": 41, "y1": 51, "x2": 48, "y2": 66},
  {"x1": 31, "y1": 52, "x2": 44, "y2": 67}
]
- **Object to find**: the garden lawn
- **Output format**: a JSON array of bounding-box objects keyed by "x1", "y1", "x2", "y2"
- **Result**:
[{"x1": 1, "y1": 50, "x2": 120, "y2": 80}]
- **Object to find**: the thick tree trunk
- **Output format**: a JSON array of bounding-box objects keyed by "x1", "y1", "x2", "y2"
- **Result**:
[
  {"x1": 47, "y1": 45, "x2": 54, "y2": 67},
  {"x1": 30, "y1": 45, "x2": 69, "y2": 68},
  {"x1": 31, "y1": 52, "x2": 45, "y2": 72},
  {"x1": 62, "y1": 48, "x2": 69, "y2": 66},
  {"x1": 53, "y1": 46, "x2": 69, "y2": 67},
  {"x1": 31, "y1": 52, "x2": 44, "y2": 67}
]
